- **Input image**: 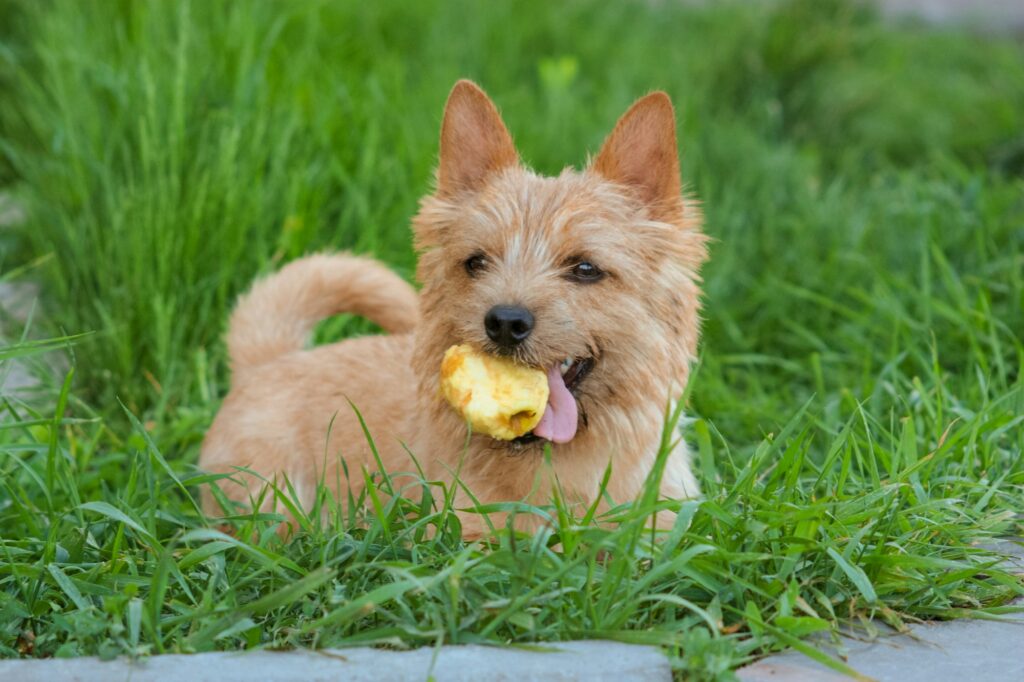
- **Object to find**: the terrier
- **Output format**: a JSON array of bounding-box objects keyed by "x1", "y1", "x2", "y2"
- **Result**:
[{"x1": 200, "y1": 80, "x2": 708, "y2": 537}]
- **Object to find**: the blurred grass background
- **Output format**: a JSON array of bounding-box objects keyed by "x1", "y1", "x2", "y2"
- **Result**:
[
  {"x1": 1, "y1": 0, "x2": 1021, "y2": 422},
  {"x1": 0, "y1": 0, "x2": 1022, "y2": 674}
]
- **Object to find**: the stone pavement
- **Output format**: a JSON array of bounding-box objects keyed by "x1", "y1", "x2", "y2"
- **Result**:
[
  {"x1": 0, "y1": 192, "x2": 38, "y2": 394},
  {"x1": 0, "y1": 640, "x2": 671, "y2": 682},
  {"x1": 738, "y1": 540, "x2": 1024, "y2": 681},
  {"x1": 738, "y1": 599, "x2": 1024, "y2": 682}
]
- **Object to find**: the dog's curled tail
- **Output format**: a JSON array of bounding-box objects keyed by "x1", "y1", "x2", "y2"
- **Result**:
[{"x1": 226, "y1": 253, "x2": 419, "y2": 375}]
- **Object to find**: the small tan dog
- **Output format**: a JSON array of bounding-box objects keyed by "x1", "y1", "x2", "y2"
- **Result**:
[{"x1": 200, "y1": 80, "x2": 708, "y2": 537}]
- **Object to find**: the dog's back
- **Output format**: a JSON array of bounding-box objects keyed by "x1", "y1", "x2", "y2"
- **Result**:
[{"x1": 200, "y1": 254, "x2": 421, "y2": 525}]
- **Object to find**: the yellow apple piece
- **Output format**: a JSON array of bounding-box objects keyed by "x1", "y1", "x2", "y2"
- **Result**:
[{"x1": 440, "y1": 344, "x2": 549, "y2": 440}]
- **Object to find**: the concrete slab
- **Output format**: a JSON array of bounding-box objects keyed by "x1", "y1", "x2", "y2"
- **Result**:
[
  {"x1": 0, "y1": 282, "x2": 42, "y2": 395},
  {"x1": 739, "y1": 540, "x2": 1024, "y2": 682},
  {"x1": 739, "y1": 601, "x2": 1024, "y2": 682},
  {"x1": 0, "y1": 281, "x2": 39, "y2": 321},
  {"x1": 0, "y1": 640, "x2": 672, "y2": 682},
  {"x1": 982, "y1": 538, "x2": 1024, "y2": 573},
  {"x1": 0, "y1": 191, "x2": 38, "y2": 394},
  {"x1": 0, "y1": 191, "x2": 25, "y2": 227}
]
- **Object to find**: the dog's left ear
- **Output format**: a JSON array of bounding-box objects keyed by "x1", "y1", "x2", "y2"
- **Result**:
[{"x1": 592, "y1": 92, "x2": 682, "y2": 217}]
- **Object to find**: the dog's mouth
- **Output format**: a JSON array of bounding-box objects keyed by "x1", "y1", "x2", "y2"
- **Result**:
[
  {"x1": 510, "y1": 356, "x2": 594, "y2": 447},
  {"x1": 558, "y1": 356, "x2": 595, "y2": 392}
]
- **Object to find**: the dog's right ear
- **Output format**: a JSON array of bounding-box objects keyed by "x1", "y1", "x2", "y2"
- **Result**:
[{"x1": 437, "y1": 80, "x2": 518, "y2": 196}]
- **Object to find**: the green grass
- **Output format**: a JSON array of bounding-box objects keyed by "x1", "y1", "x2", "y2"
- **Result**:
[{"x1": 0, "y1": 0, "x2": 1022, "y2": 679}]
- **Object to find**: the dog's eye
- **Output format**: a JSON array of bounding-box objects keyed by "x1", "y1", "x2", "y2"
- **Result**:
[
  {"x1": 567, "y1": 260, "x2": 605, "y2": 283},
  {"x1": 464, "y1": 253, "x2": 488, "y2": 276}
]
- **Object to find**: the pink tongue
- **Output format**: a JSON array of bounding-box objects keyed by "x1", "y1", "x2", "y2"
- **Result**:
[{"x1": 533, "y1": 363, "x2": 579, "y2": 444}]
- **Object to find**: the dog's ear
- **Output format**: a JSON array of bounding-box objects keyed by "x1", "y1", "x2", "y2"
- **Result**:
[
  {"x1": 592, "y1": 92, "x2": 681, "y2": 217},
  {"x1": 437, "y1": 80, "x2": 519, "y2": 195}
]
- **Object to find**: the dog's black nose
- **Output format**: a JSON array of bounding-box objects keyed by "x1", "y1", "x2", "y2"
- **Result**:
[{"x1": 485, "y1": 305, "x2": 534, "y2": 350}]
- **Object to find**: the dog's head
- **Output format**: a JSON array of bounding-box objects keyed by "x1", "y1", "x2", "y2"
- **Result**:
[{"x1": 413, "y1": 81, "x2": 707, "y2": 449}]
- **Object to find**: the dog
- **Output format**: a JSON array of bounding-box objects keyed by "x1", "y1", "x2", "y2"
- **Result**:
[{"x1": 200, "y1": 80, "x2": 708, "y2": 538}]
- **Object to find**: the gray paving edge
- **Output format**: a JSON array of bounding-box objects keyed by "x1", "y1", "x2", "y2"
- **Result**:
[
  {"x1": 737, "y1": 598, "x2": 1024, "y2": 682},
  {"x1": 0, "y1": 640, "x2": 673, "y2": 682},
  {"x1": 738, "y1": 539, "x2": 1024, "y2": 681}
]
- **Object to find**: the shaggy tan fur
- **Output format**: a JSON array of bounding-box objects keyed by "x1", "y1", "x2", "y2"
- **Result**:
[{"x1": 200, "y1": 80, "x2": 708, "y2": 537}]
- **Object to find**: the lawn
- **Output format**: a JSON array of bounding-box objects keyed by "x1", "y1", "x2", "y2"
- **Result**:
[{"x1": 1, "y1": 0, "x2": 1022, "y2": 678}]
